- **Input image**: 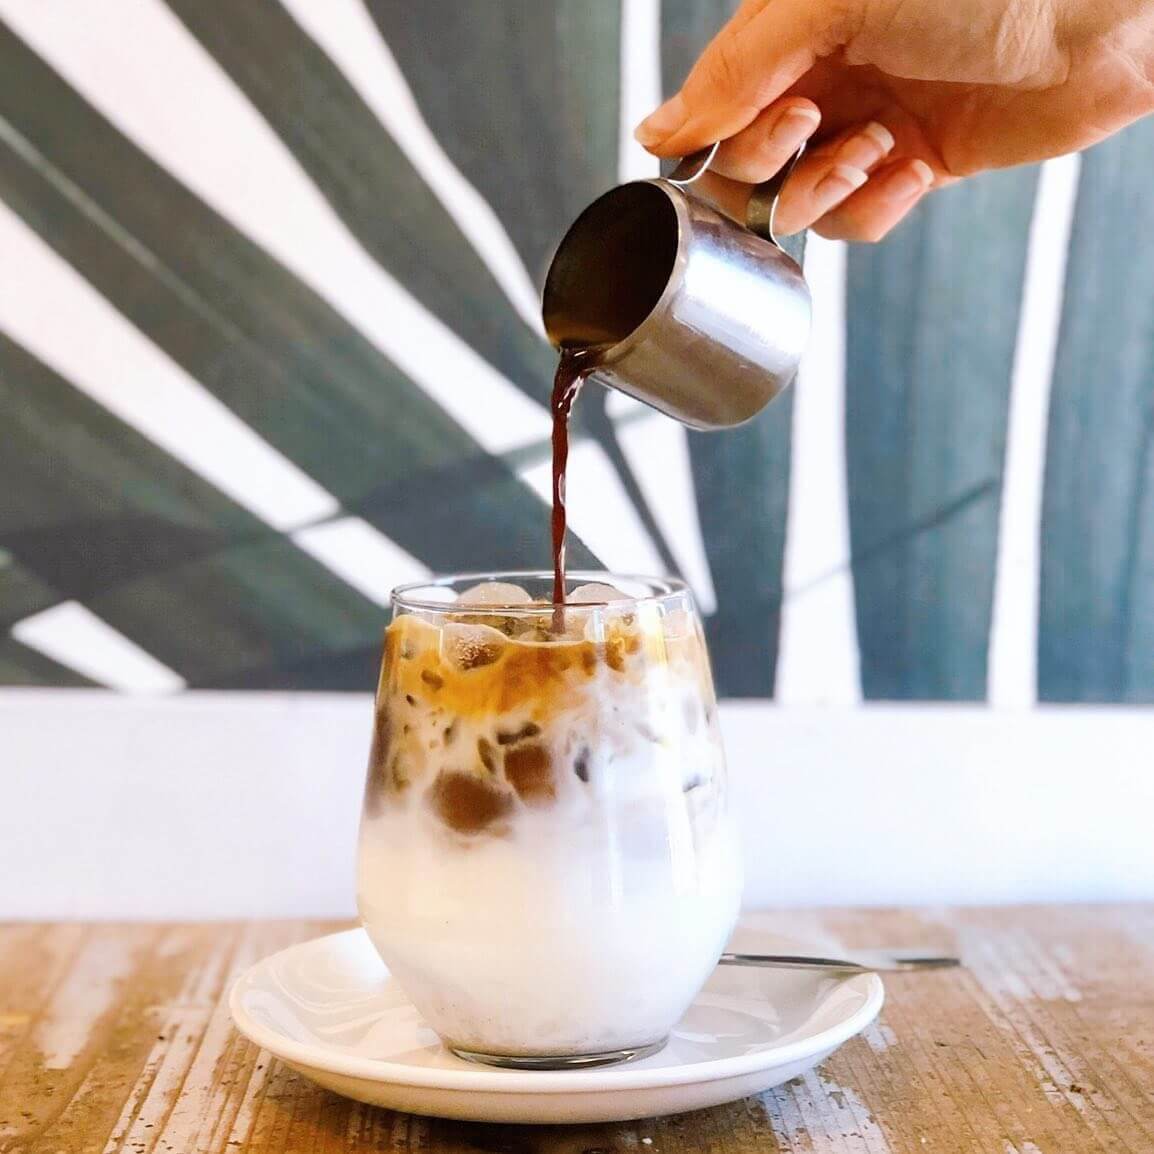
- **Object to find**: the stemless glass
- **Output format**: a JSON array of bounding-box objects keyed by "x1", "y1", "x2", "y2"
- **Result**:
[{"x1": 357, "y1": 572, "x2": 741, "y2": 1069}]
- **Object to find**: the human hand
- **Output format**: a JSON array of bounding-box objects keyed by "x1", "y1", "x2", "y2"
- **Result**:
[{"x1": 636, "y1": 0, "x2": 1154, "y2": 241}]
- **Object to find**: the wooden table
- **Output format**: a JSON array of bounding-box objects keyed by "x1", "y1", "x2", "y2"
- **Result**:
[{"x1": 1, "y1": 907, "x2": 1151, "y2": 1153}]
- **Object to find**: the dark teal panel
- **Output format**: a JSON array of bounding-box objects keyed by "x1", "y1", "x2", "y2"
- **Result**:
[
  {"x1": 1039, "y1": 123, "x2": 1154, "y2": 702},
  {"x1": 0, "y1": 20, "x2": 595, "y2": 577},
  {"x1": 846, "y1": 168, "x2": 1038, "y2": 699},
  {"x1": 204, "y1": 643, "x2": 382, "y2": 691},
  {"x1": 90, "y1": 538, "x2": 386, "y2": 689},
  {"x1": 689, "y1": 404, "x2": 793, "y2": 696}
]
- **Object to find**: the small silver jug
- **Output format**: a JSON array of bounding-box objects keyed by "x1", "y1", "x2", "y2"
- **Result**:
[{"x1": 542, "y1": 144, "x2": 811, "y2": 430}]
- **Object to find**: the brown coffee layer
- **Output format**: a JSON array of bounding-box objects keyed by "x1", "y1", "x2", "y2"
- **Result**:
[{"x1": 365, "y1": 611, "x2": 713, "y2": 835}]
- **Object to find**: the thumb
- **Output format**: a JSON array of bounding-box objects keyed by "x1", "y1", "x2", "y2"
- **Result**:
[{"x1": 636, "y1": 0, "x2": 858, "y2": 156}]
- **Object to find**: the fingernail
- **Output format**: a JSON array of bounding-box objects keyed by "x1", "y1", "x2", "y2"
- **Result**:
[
  {"x1": 768, "y1": 104, "x2": 822, "y2": 152},
  {"x1": 813, "y1": 164, "x2": 868, "y2": 211},
  {"x1": 835, "y1": 121, "x2": 895, "y2": 171},
  {"x1": 881, "y1": 159, "x2": 935, "y2": 202},
  {"x1": 635, "y1": 94, "x2": 688, "y2": 146}
]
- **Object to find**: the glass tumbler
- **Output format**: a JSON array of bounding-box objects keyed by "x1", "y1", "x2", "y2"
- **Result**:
[{"x1": 357, "y1": 572, "x2": 741, "y2": 1069}]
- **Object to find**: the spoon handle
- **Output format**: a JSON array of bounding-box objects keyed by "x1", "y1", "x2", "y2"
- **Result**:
[{"x1": 718, "y1": 951, "x2": 961, "y2": 974}]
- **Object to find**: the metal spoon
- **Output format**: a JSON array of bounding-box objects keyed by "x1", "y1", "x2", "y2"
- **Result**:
[{"x1": 718, "y1": 948, "x2": 961, "y2": 974}]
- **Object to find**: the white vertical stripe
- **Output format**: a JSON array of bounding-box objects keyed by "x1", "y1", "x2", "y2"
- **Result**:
[
  {"x1": 615, "y1": 414, "x2": 718, "y2": 611},
  {"x1": 988, "y1": 154, "x2": 1080, "y2": 708},
  {"x1": 0, "y1": 0, "x2": 551, "y2": 455},
  {"x1": 292, "y1": 517, "x2": 429, "y2": 606},
  {"x1": 12, "y1": 603, "x2": 186, "y2": 693},
  {"x1": 0, "y1": 198, "x2": 339, "y2": 533},
  {"x1": 776, "y1": 237, "x2": 862, "y2": 705},
  {"x1": 276, "y1": 0, "x2": 543, "y2": 332},
  {"x1": 618, "y1": 0, "x2": 662, "y2": 183}
]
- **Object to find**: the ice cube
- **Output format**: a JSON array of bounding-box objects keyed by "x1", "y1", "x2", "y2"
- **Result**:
[
  {"x1": 458, "y1": 581, "x2": 534, "y2": 606},
  {"x1": 567, "y1": 582, "x2": 630, "y2": 604},
  {"x1": 441, "y1": 622, "x2": 508, "y2": 671},
  {"x1": 661, "y1": 607, "x2": 694, "y2": 638},
  {"x1": 389, "y1": 614, "x2": 439, "y2": 658}
]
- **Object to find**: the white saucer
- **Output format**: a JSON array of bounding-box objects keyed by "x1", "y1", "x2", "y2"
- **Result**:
[{"x1": 229, "y1": 926, "x2": 883, "y2": 1124}]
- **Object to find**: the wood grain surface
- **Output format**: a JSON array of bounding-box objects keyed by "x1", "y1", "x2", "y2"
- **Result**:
[{"x1": 1, "y1": 908, "x2": 1151, "y2": 1152}]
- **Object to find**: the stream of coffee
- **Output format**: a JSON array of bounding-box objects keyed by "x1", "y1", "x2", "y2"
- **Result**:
[{"x1": 549, "y1": 346, "x2": 601, "y2": 616}]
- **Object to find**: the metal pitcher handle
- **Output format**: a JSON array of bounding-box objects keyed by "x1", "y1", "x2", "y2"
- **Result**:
[{"x1": 667, "y1": 141, "x2": 806, "y2": 248}]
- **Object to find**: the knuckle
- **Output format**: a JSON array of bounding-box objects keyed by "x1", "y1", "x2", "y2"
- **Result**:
[
  {"x1": 700, "y1": 32, "x2": 748, "y2": 95},
  {"x1": 724, "y1": 136, "x2": 780, "y2": 181},
  {"x1": 828, "y1": 0, "x2": 868, "y2": 43}
]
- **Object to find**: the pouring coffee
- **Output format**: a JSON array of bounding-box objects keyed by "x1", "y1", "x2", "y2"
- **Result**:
[
  {"x1": 543, "y1": 145, "x2": 811, "y2": 606},
  {"x1": 542, "y1": 142, "x2": 811, "y2": 430}
]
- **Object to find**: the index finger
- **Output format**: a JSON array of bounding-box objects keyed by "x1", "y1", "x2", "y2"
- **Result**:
[{"x1": 635, "y1": 0, "x2": 855, "y2": 157}]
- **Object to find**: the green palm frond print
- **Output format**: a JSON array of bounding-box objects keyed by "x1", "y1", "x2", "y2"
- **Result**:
[{"x1": 0, "y1": 1, "x2": 1152, "y2": 701}]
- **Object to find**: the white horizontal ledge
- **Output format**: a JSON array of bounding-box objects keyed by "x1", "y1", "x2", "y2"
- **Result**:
[{"x1": 0, "y1": 691, "x2": 1151, "y2": 918}]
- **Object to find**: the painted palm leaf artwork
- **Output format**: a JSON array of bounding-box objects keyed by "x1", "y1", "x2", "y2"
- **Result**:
[{"x1": 0, "y1": 1, "x2": 1150, "y2": 702}]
